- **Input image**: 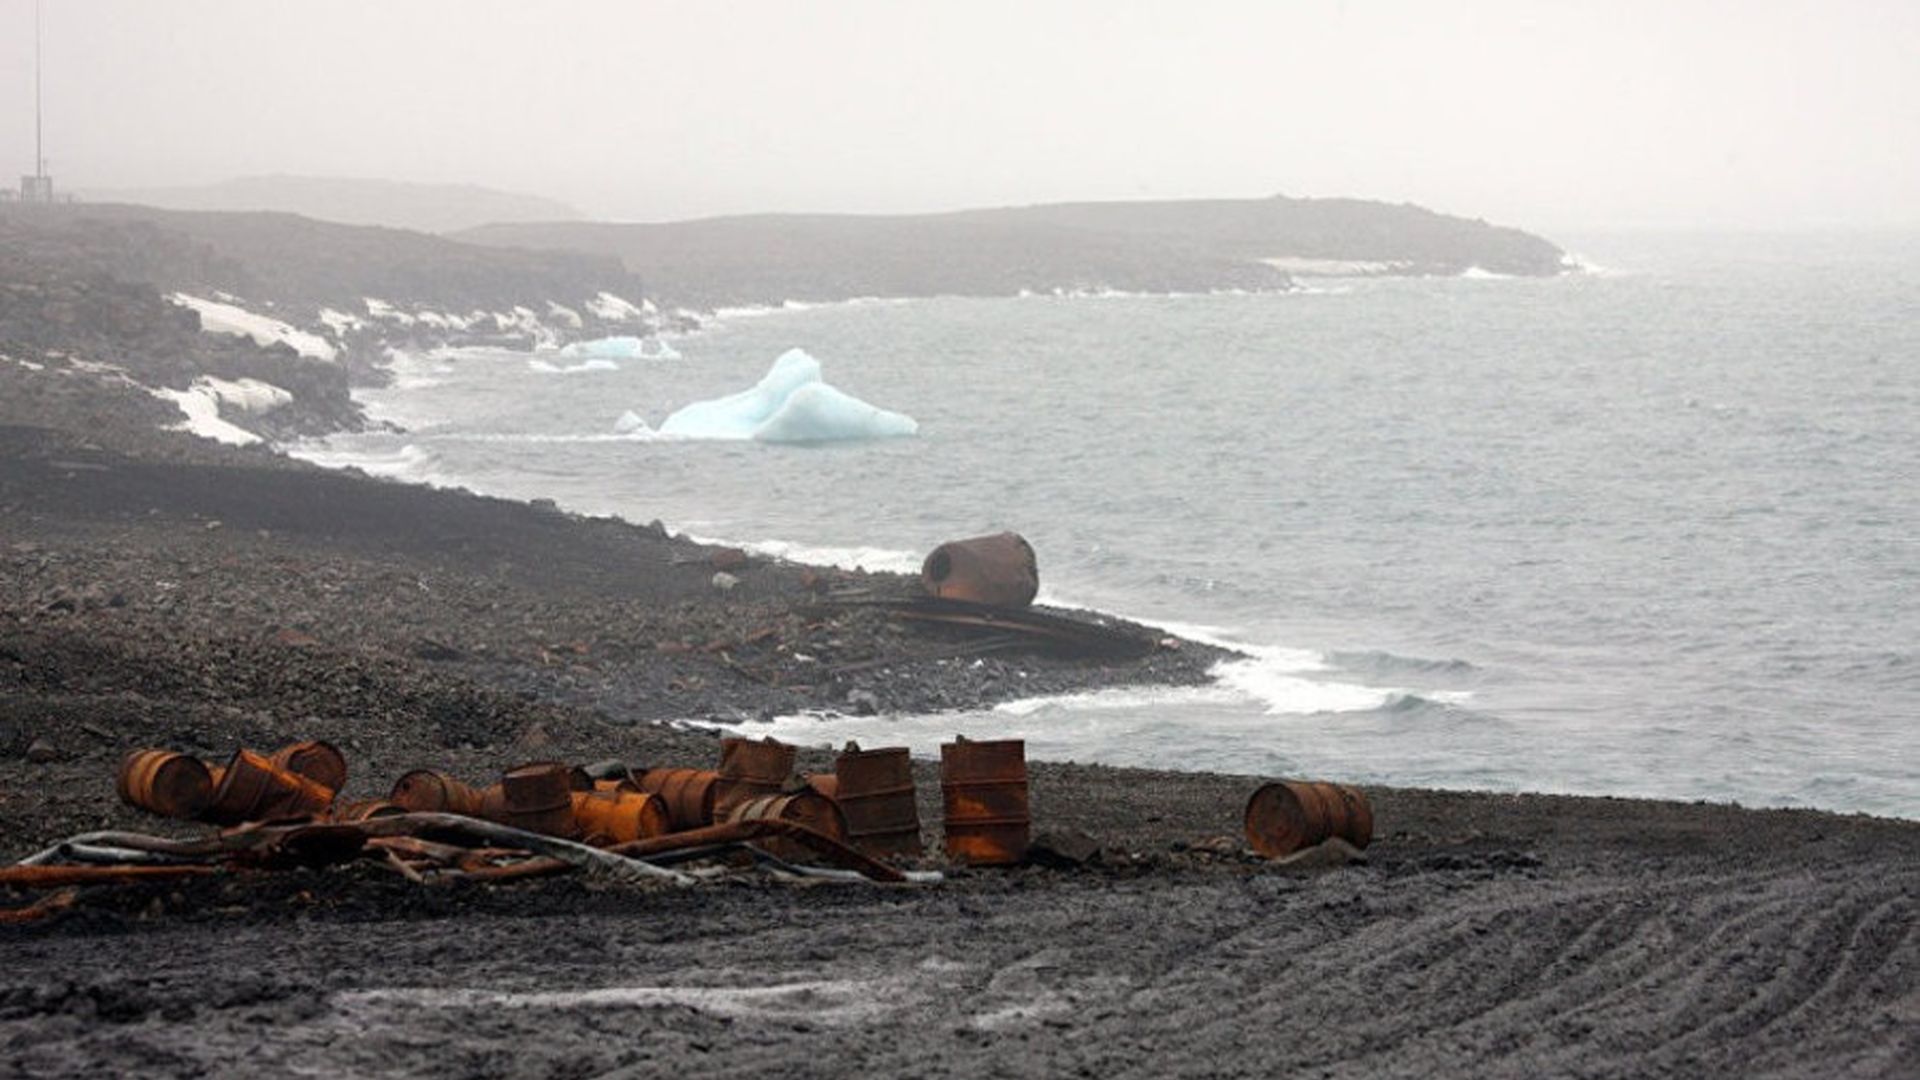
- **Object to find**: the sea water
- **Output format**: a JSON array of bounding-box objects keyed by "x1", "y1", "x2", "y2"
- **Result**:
[{"x1": 295, "y1": 231, "x2": 1920, "y2": 818}]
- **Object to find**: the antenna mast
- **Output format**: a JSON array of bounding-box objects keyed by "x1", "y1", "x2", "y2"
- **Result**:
[{"x1": 35, "y1": 0, "x2": 43, "y2": 177}]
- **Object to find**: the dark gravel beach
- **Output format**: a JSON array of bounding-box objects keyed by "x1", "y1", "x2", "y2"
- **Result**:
[{"x1": 3, "y1": 422, "x2": 1917, "y2": 1078}]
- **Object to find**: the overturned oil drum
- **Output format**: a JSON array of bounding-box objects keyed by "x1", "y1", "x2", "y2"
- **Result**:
[
  {"x1": 725, "y1": 791, "x2": 850, "y2": 862},
  {"x1": 117, "y1": 749, "x2": 214, "y2": 820},
  {"x1": 634, "y1": 767, "x2": 718, "y2": 831},
  {"x1": 921, "y1": 532, "x2": 1039, "y2": 609},
  {"x1": 204, "y1": 749, "x2": 337, "y2": 825},
  {"x1": 268, "y1": 740, "x2": 347, "y2": 793},
  {"x1": 498, "y1": 762, "x2": 580, "y2": 838},
  {"x1": 836, "y1": 745, "x2": 924, "y2": 859},
  {"x1": 714, "y1": 737, "x2": 797, "y2": 821},
  {"x1": 571, "y1": 789, "x2": 671, "y2": 845},
  {"x1": 389, "y1": 770, "x2": 485, "y2": 816},
  {"x1": 1244, "y1": 780, "x2": 1374, "y2": 858},
  {"x1": 940, "y1": 739, "x2": 1029, "y2": 865},
  {"x1": 804, "y1": 773, "x2": 840, "y2": 799}
]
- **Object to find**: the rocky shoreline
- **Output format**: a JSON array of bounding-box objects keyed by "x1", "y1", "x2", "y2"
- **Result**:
[{"x1": 3, "y1": 208, "x2": 1916, "y2": 1078}]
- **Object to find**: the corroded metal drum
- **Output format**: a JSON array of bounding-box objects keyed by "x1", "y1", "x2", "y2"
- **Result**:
[
  {"x1": 725, "y1": 791, "x2": 850, "y2": 862},
  {"x1": 498, "y1": 762, "x2": 580, "y2": 838},
  {"x1": 634, "y1": 767, "x2": 718, "y2": 831},
  {"x1": 116, "y1": 749, "x2": 214, "y2": 820},
  {"x1": 204, "y1": 749, "x2": 337, "y2": 825},
  {"x1": 804, "y1": 774, "x2": 840, "y2": 799},
  {"x1": 940, "y1": 739, "x2": 1029, "y2": 865},
  {"x1": 921, "y1": 533, "x2": 1039, "y2": 609},
  {"x1": 1244, "y1": 780, "x2": 1374, "y2": 857},
  {"x1": 836, "y1": 745, "x2": 923, "y2": 859},
  {"x1": 268, "y1": 740, "x2": 347, "y2": 793},
  {"x1": 571, "y1": 789, "x2": 671, "y2": 845},
  {"x1": 714, "y1": 737, "x2": 796, "y2": 821},
  {"x1": 330, "y1": 799, "x2": 405, "y2": 824},
  {"x1": 389, "y1": 770, "x2": 486, "y2": 816}
]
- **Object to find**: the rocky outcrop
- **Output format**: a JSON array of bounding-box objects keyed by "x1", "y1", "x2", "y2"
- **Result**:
[{"x1": 458, "y1": 193, "x2": 1569, "y2": 309}]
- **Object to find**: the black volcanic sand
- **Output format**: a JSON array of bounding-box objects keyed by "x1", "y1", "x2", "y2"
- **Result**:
[{"x1": 3, "y1": 424, "x2": 1919, "y2": 1078}]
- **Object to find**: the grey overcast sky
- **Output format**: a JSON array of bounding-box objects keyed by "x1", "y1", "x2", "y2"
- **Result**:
[{"x1": 2, "y1": 0, "x2": 1915, "y2": 229}]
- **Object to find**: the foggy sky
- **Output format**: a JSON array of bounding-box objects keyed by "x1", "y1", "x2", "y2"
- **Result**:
[{"x1": 3, "y1": 0, "x2": 1915, "y2": 229}]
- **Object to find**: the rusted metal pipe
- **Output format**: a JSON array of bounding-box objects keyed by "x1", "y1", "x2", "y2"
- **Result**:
[
  {"x1": 0, "y1": 864, "x2": 218, "y2": 889},
  {"x1": 0, "y1": 889, "x2": 79, "y2": 925},
  {"x1": 347, "y1": 812, "x2": 694, "y2": 886}
]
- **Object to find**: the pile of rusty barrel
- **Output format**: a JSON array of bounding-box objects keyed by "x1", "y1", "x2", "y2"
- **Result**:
[{"x1": 0, "y1": 735, "x2": 1050, "y2": 917}]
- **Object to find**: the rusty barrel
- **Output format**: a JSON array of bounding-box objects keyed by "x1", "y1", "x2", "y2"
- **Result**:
[
  {"x1": 921, "y1": 532, "x2": 1039, "y2": 608},
  {"x1": 726, "y1": 791, "x2": 850, "y2": 862},
  {"x1": 571, "y1": 790, "x2": 671, "y2": 845},
  {"x1": 835, "y1": 745, "x2": 923, "y2": 858},
  {"x1": 633, "y1": 767, "x2": 718, "y2": 831},
  {"x1": 1244, "y1": 780, "x2": 1374, "y2": 858},
  {"x1": 331, "y1": 799, "x2": 405, "y2": 824},
  {"x1": 804, "y1": 774, "x2": 840, "y2": 799},
  {"x1": 389, "y1": 770, "x2": 486, "y2": 816},
  {"x1": 714, "y1": 737, "x2": 796, "y2": 822},
  {"x1": 116, "y1": 749, "x2": 214, "y2": 820},
  {"x1": 267, "y1": 740, "x2": 347, "y2": 793},
  {"x1": 204, "y1": 749, "x2": 337, "y2": 825},
  {"x1": 940, "y1": 739, "x2": 1029, "y2": 865},
  {"x1": 498, "y1": 762, "x2": 580, "y2": 838}
]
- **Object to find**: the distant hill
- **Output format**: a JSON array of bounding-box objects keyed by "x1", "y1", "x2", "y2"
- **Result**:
[
  {"x1": 458, "y1": 194, "x2": 1568, "y2": 308},
  {"x1": 0, "y1": 202, "x2": 636, "y2": 314},
  {"x1": 82, "y1": 176, "x2": 583, "y2": 235}
]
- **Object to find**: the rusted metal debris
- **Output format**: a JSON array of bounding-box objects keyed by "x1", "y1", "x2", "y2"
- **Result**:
[
  {"x1": 1244, "y1": 780, "x2": 1375, "y2": 858},
  {"x1": 941, "y1": 738, "x2": 1031, "y2": 866},
  {"x1": 922, "y1": 532, "x2": 1040, "y2": 608},
  {"x1": 818, "y1": 596, "x2": 1162, "y2": 660}
]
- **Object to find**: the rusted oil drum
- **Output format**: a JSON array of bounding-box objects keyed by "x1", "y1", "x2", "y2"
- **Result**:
[
  {"x1": 921, "y1": 533, "x2": 1039, "y2": 609},
  {"x1": 498, "y1": 762, "x2": 580, "y2": 838},
  {"x1": 726, "y1": 791, "x2": 850, "y2": 862},
  {"x1": 593, "y1": 777, "x2": 641, "y2": 795},
  {"x1": 940, "y1": 739, "x2": 1029, "y2": 865},
  {"x1": 116, "y1": 750, "x2": 214, "y2": 820},
  {"x1": 389, "y1": 770, "x2": 485, "y2": 816},
  {"x1": 804, "y1": 774, "x2": 840, "y2": 799},
  {"x1": 331, "y1": 799, "x2": 405, "y2": 823},
  {"x1": 714, "y1": 737, "x2": 797, "y2": 821},
  {"x1": 267, "y1": 740, "x2": 347, "y2": 793},
  {"x1": 571, "y1": 790, "x2": 671, "y2": 845},
  {"x1": 835, "y1": 745, "x2": 924, "y2": 859},
  {"x1": 205, "y1": 749, "x2": 337, "y2": 825},
  {"x1": 1244, "y1": 780, "x2": 1374, "y2": 857},
  {"x1": 633, "y1": 767, "x2": 718, "y2": 831}
]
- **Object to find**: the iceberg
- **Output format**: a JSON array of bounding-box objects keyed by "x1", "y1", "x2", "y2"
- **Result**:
[
  {"x1": 658, "y1": 348, "x2": 917, "y2": 444},
  {"x1": 613, "y1": 410, "x2": 654, "y2": 436},
  {"x1": 559, "y1": 336, "x2": 681, "y2": 361}
]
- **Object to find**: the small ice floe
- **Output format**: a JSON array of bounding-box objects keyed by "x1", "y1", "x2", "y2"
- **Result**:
[
  {"x1": 168, "y1": 294, "x2": 338, "y2": 361},
  {"x1": 527, "y1": 357, "x2": 619, "y2": 375},
  {"x1": 658, "y1": 348, "x2": 917, "y2": 444},
  {"x1": 559, "y1": 336, "x2": 680, "y2": 361}
]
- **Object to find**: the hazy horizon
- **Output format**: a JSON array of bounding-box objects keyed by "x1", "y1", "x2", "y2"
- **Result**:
[{"x1": 3, "y1": 1, "x2": 1916, "y2": 232}]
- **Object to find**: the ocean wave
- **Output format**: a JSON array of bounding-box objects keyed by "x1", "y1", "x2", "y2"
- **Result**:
[
  {"x1": 527, "y1": 358, "x2": 620, "y2": 375},
  {"x1": 286, "y1": 441, "x2": 458, "y2": 487},
  {"x1": 1330, "y1": 649, "x2": 1480, "y2": 678}
]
